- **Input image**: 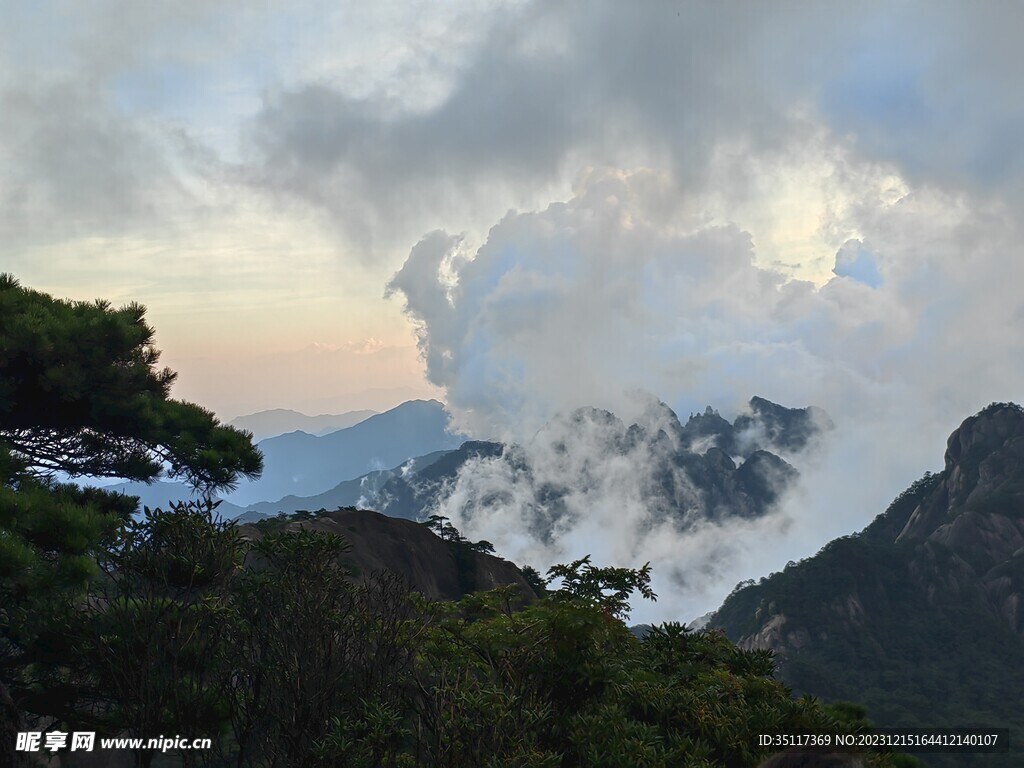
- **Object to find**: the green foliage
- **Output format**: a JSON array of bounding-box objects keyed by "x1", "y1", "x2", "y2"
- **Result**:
[
  {"x1": 546, "y1": 555, "x2": 656, "y2": 621},
  {"x1": 0, "y1": 276, "x2": 262, "y2": 764},
  {"x1": 713, "y1": 474, "x2": 1024, "y2": 767},
  {"x1": 422, "y1": 514, "x2": 466, "y2": 542},
  {"x1": 520, "y1": 565, "x2": 548, "y2": 597},
  {"x1": 229, "y1": 529, "x2": 361, "y2": 765},
  {"x1": 72, "y1": 500, "x2": 246, "y2": 766},
  {"x1": 409, "y1": 590, "x2": 898, "y2": 768},
  {"x1": 0, "y1": 274, "x2": 262, "y2": 490},
  {"x1": 8, "y1": 490, "x2": 901, "y2": 768},
  {"x1": 0, "y1": 276, "x2": 263, "y2": 638},
  {"x1": 228, "y1": 527, "x2": 424, "y2": 767},
  {"x1": 861, "y1": 471, "x2": 944, "y2": 544}
]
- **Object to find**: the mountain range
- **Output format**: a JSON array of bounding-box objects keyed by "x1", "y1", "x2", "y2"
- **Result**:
[
  {"x1": 100, "y1": 394, "x2": 1024, "y2": 765},
  {"x1": 227, "y1": 408, "x2": 377, "y2": 441},
  {"x1": 228, "y1": 399, "x2": 464, "y2": 506},
  {"x1": 711, "y1": 402, "x2": 1024, "y2": 767},
  {"x1": 105, "y1": 399, "x2": 463, "y2": 513},
  {"x1": 234, "y1": 397, "x2": 829, "y2": 539}
]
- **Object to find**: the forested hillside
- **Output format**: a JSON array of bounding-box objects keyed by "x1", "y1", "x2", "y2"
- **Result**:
[{"x1": 713, "y1": 403, "x2": 1024, "y2": 767}]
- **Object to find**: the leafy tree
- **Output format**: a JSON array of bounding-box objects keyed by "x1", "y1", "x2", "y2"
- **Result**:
[
  {"x1": 520, "y1": 565, "x2": 548, "y2": 597},
  {"x1": 0, "y1": 275, "x2": 262, "y2": 749},
  {"x1": 546, "y1": 555, "x2": 656, "y2": 621},
  {"x1": 467, "y1": 538, "x2": 495, "y2": 554},
  {"x1": 420, "y1": 513, "x2": 497, "y2": 593},
  {"x1": 421, "y1": 514, "x2": 465, "y2": 543},
  {"x1": 73, "y1": 500, "x2": 247, "y2": 768},
  {"x1": 230, "y1": 528, "x2": 424, "y2": 768},
  {"x1": 404, "y1": 565, "x2": 900, "y2": 768}
]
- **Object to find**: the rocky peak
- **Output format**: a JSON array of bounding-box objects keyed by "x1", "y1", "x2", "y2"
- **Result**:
[
  {"x1": 943, "y1": 402, "x2": 1024, "y2": 471},
  {"x1": 734, "y1": 396, "x2": 834, "y2": 456},
  {"x1": 680, "y1": 407, "x2": 734, "y2": 452},
  {"x1": 898, "y1": 403, "x2": 1024, "y2": 548},
  {"x1": 709, "y1": 403, "x2": 1024, "y2": 755},
  {"x1": 680, "y1": 396, "x2": 831, "y2": 458},
  {"x1": 719, "y1": 401, "x2": 1024, "y2": 657}
]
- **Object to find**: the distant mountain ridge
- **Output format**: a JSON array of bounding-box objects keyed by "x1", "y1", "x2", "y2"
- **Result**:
[
  {"x1": 238, "y1": 448, "x2": 460, "y2": 518},
  {"x1": 711, "y1": 402, "x2": 1024, "y2": 766},
  {"x1": 232, "y1": 399, "x2": 464, "y2": 507},
  {"x1": 228, "y1": 408, "x2": 377, "y2": 441},
  {"x1": 237, "y1": 397, "x2": 828, "y2": 538},
  {"x1": 102, "y1": 399, "x2": 463, "y2": 513}
]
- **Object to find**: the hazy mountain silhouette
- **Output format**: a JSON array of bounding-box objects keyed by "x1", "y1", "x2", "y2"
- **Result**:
[
  {"x1": 228, "y1": 408, "x2": 377, "y2": 441},
  {"x1": 227, "y1": 399, "x2": 464, "y2": 507},
  {"x1": 103, "y1": 400, "x2": 462, "y2": 514},
  {"x1": 238, "y1": 449, "x2": 457, "y2": 519}
]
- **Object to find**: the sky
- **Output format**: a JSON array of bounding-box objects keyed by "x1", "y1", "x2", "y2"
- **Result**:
[{"x1": 4, "y1": 1, "x2": 1024, "y2": 620}]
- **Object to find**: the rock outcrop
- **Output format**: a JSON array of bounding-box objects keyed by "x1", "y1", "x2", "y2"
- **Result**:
[
  {"x1": 710, "y1": 403, "x2": 1024, "y2": 765},
  {"x1": 238, "y1": 507, "x2": 534, "y2": 602},
  {"x1": 680, "y1": 396, "x2": 833, "y2": 458}
]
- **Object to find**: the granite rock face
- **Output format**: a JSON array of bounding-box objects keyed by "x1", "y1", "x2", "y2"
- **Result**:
[{"x1": 892, "y1": 403, "x2": 1024, "y2": 631}]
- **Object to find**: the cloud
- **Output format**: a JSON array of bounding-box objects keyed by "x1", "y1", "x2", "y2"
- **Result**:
[
  {"x1": 0, "y1": 2, "x2": 241, "y2": 248},
  {"x1": 388, "y1": 167, "x2": 897, "y2": 439},
  {"x1": 387, "y1": 166, "x2": 1024, "y2": 622},
  {"x1": 0, "y1": 79, "x2": 187, "y2": 246},
  {"x1": 245, "y1": 1, "x2": 829, "y2": 256},
  {"x1": 819, "y1": 2, "x2": 1024, "y2": 192},
  {"x1": 246, "y1": 1, "x2": 1024, "y2": 262}
]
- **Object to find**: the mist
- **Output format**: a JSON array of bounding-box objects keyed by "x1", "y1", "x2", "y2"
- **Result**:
[{"x1": 388, "y1": 167, "x2": 1024, "y2": 624}]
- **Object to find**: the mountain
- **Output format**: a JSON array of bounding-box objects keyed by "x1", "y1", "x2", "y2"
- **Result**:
[
  {"x1": 237, "y1": 448, "x2": 459, "y2": 518},
  {"x1": 679, "y1": 397, "x2": 833, "y2": 457},
  {"x1": 237, "y1": 507, "x2": 535, "y2": 602},
  {"x1": 711, "y1": 402, "x2": 1024, "y2": 767},
  {"x1": 228, "y1": 408, "x2": 377, "y2": 441},
  {"x1": 433, "y1": 399, "x2": 820, "y2": 537},
  {"x1": 228, "y1": 399, "x2": 464, "y2": 507},
  {"x1": 98, "y1": 400, "x2": 461, "y2": 514},
  {"x1": 236, "y1": 397, "x2": 825, "y2": 536}
]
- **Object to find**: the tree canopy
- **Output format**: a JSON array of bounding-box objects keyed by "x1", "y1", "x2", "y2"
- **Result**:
[
  {"x1": 0, "y1": 273, "x2": 262, "y2": 490},
  {"x1": 0, "y1": 275, "x2": 262, "y2": 763}
]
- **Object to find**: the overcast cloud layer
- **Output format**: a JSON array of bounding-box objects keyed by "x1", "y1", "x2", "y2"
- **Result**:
[{"x1": 4, "y1": 1, "x2": 1024, "y2": 619}]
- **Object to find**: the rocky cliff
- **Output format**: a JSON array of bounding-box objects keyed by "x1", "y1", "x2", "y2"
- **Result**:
[
  {"x1": 711, "y1": 403, "x2": 1024, "y2": 767},
  {"x1": 895, "y1": 404, "x2": 1024, "y2": 628}
]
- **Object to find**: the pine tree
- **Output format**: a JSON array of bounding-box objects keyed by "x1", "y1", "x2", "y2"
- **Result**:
[{"x1": 0, "y1": 274, "x2": 262, "y2": 737}]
